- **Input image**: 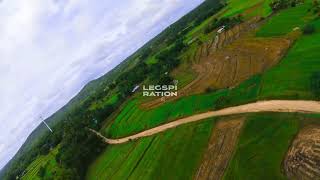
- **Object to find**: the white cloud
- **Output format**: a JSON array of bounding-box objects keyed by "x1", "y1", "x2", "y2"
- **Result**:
[{"x1": 0, "y1": 0, "x2": 204, "y2": 169}]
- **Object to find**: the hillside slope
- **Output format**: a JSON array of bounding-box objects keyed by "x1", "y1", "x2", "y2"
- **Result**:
[{"x1": 0, "y1": 0, "x2": 225, "y2": 179}]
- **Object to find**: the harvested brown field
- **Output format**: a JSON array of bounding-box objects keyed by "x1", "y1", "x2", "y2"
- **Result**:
[
  {"x1": 195, "y1": 117, "x2": 245, "y2": 180},
  {"x1": 284, "y1": 126, "x2": 320, "y2": 179},
  {"x1": 205, "y1": 37, "x2": 290, "y2": 89},
  {"x1": 141, "y1": 18, "x2": 291, "y2": 109}
]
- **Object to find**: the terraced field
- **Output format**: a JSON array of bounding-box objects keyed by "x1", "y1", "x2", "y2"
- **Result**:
[{"x1": 141, "y1": 18, "x2": 291, "y2": 109}]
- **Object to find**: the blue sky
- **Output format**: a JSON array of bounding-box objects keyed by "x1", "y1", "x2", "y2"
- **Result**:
[{"x1": 0, "y1": 0, "x2": 204, "y2": 169}]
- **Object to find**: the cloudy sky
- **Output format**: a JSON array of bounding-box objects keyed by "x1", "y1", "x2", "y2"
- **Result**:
[{"x1": 0, "y1": 0, "x2": 204, "y2": 169}]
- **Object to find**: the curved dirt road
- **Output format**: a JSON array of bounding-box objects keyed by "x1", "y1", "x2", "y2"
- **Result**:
[{"x1": 91, "y1": 100, "x2": 320, "y2": 144}]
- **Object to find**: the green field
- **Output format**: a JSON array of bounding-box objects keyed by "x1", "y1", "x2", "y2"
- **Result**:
[
  {"x1": 223, "y1": 113, "x2": 299, "y2": 180},
  {"x1": 256, "y1": 2, "x2": 313, "y2": 37},
  {"x1": 104, "y1": 91, "x2": 224, "y2": 138},
  {"x1": 259, "y1": 19, "x2": 320, "y2": 99},
  {"x1": 223, "y1": 0, "x2": 272, "y2": 18},
  {"x1": 87, "y1": 119, "x2": 214, "y2": 180},
  {"x1": 89, "y1": 94, "x2": 119, "y2": 111},
  {"x1": 21, "y1": 147, "x2": 62, "y2": 180},
  {"x1": 105, "y1": 72, "x2": 262, "y2": 139}
]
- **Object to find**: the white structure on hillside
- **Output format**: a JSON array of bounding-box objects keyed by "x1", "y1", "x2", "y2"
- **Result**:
[
  {"x1": 217, "y1": 26, "x2": 226, "y2": 34},
  {"x1": 40, "y1": 116, "x2": 53, "y2": 133},
  {"x1": 132, "y1": 85, "x2": 140, "y2": 93}
]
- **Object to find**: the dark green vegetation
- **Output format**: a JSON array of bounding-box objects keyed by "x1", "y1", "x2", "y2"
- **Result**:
[
  {"x1": 311, "y1": 72, "x2": 320, "y2": 99},
  {"x1": 269, "y1": 0, "x2": 304, "y2": 11},
  {"x1": 303, "y1": 23, "x2": 316, "y2": 34},
  {"x1": 150, "y1": 0, "x2": 225, "y2": 46},
  {"x1": 204, "y1": 15, "x2": 243, "y2": 34}
]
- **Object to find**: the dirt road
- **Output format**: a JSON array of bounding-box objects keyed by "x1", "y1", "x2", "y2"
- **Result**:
[{"x1": 92, "y1": 100, "x2": 320, "y2": 144}]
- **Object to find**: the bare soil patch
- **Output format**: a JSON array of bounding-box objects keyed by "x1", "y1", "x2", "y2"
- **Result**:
[
  {"x1": 284, "y1": 126, "x2": 320, "y2": 179},
  {"x1": 195, "y1": 117, "x2": 245, "y2": 180}
]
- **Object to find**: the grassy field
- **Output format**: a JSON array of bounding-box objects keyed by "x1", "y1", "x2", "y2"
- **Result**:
[
  {"x1": 223, "y1": 0, "x2": 272, "y2": 18},
  {"x1": 256, "y1": 2, "x2": 313, "y2": 37},
  {"x1": 104, "y1": 71, "x2": 263, "y2": 139},
  {"x1": 259, "y1": 19, "x2": 320, "y2": 99},
  {"x1": 145, "y1": 55, "x2": 158, "y2": 65},
  {"x1": 87, "y1": 119, "x2": 215, "y2": 180},
  {"x1": 223, "y1": 113, "x2": 299, "y2": 180},
  {"x1": 104, "y1": 91, "x2": 225, "y2": 138},
  {"x1": 21, "y1": 146, "x2": 62, "y2": 180},
  {"x1": 89, "y1": 93, "x2": 119, "y2": 111}
]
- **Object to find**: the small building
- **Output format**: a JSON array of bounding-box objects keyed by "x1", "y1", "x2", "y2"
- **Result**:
[
  {"x1": 132, "y1": 85, "x2": 140, "y2": 93},
  {"x1": 217, "y1": 26, "x2": 226, "y2": 34}
]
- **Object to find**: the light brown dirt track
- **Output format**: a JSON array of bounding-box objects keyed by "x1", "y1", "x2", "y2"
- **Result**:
[{"x1": 92, "y1": 100, "x2": 320, "y2": 145}]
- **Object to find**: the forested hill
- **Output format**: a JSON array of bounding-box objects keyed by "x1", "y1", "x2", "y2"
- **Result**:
[{"x1": 0, "y1": 0, "x2": 224, "y2": 179}]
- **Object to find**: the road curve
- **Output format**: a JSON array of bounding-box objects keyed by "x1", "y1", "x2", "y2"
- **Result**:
[{"x1": 90, "y1": 100, "x2": 320, "y2": 144}]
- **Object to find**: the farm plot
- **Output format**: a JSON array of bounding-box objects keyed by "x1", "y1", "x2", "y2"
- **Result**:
[
  {"x1": 195, "y1": 117, "x2": 245, "y2": 180},
  {"x1": 141, "y1": 20, "x2": 290, "y2": 109},
  {"x1": 223, "y1": 113, "x2": 299, "y2": 180},
  {"x1": 87, "y1": 120, "x2": 215, "y2": 180},
  {"x1": 256, "y1": 2, "x2": 313, "y2": 37},
  {"x1": 284, "y1": 126, "x2": 320, "y2": 179}
]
